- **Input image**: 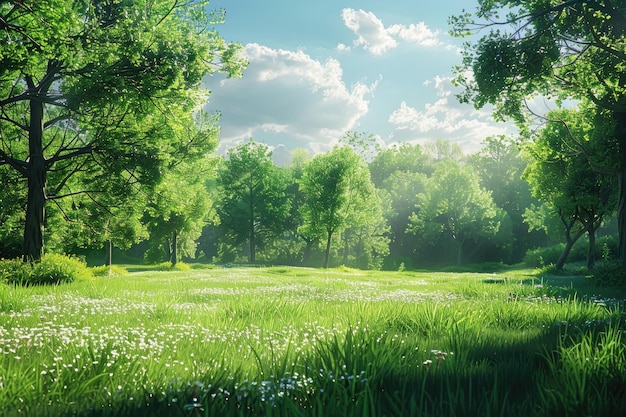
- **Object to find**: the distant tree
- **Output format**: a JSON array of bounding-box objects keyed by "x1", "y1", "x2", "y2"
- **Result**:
[
  {"x1": 369, "y1": 143, "x2": 427, "y2": 186},
  {"x1": 339, "y1": 187, "x2": 390, "y2": 270},
  {"x1": 216, "y1": 141, "x2": 290, "y2": 264},
  {"x1": 423, "y1": 139, "x2": 464, "y2": 169},
  {"x1": 379, "y1": 171, "x2": 427, "y2": 265},
  {"x1": 278, "y1": 149, "x2": 317, "y2": 265},
  {"x1": 0, "y1": 0, "x2": 245, "y2": 261},
  {"x1": 300, "y1": 146, "x2": 376, "y2": 268},
  {"x1": 408, "y1": 161, "x2": 504, "y2": 266},
  {"x1": 339, "y1": 131, "x2": 380, "y2": 163},
  {"x1": 467, "y1": 136, "x2": 542, "y2": 262},
  {"x1": 143, "y1": 158, "x2": 216, "y2": 265}
]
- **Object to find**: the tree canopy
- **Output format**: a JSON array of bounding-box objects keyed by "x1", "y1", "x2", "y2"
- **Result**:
[
  {"x1": 0, "y1": 0, "x2": 245, "y2": 260},
  {"x1": 408, "y1": 161, "x2": 505, "y2": 266},
  {"x1": 216, "y1": 140, "x2": 290, "y2": 264},
  {"x1": 450, "y1": 0, "x2": 626, "y2": 264},
  {"x1": 299, "y1": 146, "x2": 375, "y2": 268}
]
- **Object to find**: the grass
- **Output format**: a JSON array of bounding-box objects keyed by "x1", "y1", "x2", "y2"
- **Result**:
[{"x1": 0, "y1": 266, "x2": 625, "y2": 416}]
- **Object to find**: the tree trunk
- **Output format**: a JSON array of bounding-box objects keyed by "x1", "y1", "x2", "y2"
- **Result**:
[
  {"x1": 619, "y1": 159, "x2": 626, "y2": 266},
  {"x1": 323, "y1": 230, "x2": 333, "y2": 268},
  {"x1": 555, "y1": 228, "x2": 585, "y2": 270},
  {"x1": 614, "y1": 106, "x2": 626, "y2": 266},
  {"x1": 301, "y1": 237, "x2": 314, "y2": 264},
  {"x1": 249, "y1": 194, "x2": 255, "y2": 264},
  {"x1": 171, "y1": 230, "x2": 178, "y2": 266},
  {"x1": 587, "y1": 226, "x2": 596, "y2": 270},
  {"x1": 23, "y1": 98, "x2": 46, "y2": 262},
  {"x1": 455, "y1": 238, "x2": 465, "y2": 267}
]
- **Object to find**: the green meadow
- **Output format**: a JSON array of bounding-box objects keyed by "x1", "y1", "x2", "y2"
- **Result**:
[{"x1": 1, "y1": 266, "x2": 625, "y2": 416}]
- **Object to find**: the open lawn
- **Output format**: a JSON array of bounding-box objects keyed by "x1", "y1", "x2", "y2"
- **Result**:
[{"x1": 1, "y1": 266, "x2": 625, "y2": 416}]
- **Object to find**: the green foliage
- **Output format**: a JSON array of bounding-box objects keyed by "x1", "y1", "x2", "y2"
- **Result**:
[
  {"x1": 591, "y1": 262, "x2": 626, "y2": 287},
  {"x1": 451, "y1": 0, "x2": 626, "y2": 266},
  {"x1": 0, "y1": 0, "x2": 246, "y2": 260},
  {"x1": 408, "y1": 160, "x2": 507, "y2": 266},
  {"x1": 216, "y1": 140, "x2": 291, "y2": 264},
  {"x1": 300, "y1": 145, "x2": 384, "y2": 268},
  {"x1": 154, "y1": 261, "x2": 191, "y2": 271},
  {"x1": 524, "y1": 235, "x2": 618, "y2": 268},
  {"x1": 90, "y1": 265, "x2": 129, "y2": 277},
  {"x1": 0, "y1": 253, "x2": 93, "y2": 285}
]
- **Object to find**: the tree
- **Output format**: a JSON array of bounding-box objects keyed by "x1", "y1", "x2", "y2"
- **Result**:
[
  {"x1": 378, "y1": 171, "x2": 427, "y2": 266},
  {"x1": 216, "y1": 140, "x2": 290, "y2": 264},
  {"x1": 278, "y1": 149, "x2": 317, "y2": 265},
  {"x1": 423, "y1": 139, "x2": 464, "y2": 168},
  {"x1": 0, "y1": 0, "x2": 245, "y2": 261},
  {"x1": 369, "y1": 143, "x2": 429, "y2": 267},
  {"x1": 299, "y1": 146, "x2": 375, "y2": 268},
  {"x1": 467, "y1": 135, "x2": 542, "y2": 263},
  {"x1": 522, "y1": 108, "x2": 616, "y2": 269},
  {"x1": 408, "y1": 161, "x2": 504, "y2": 266},
  {"x1": 143, "y1": 157, "x2": 216, "y2": 266},
  {"x1": 369, "y1": 143, "x2": 427, "y2": 187},
  {"x1": 450, "y1": 1, "x2": 626, "y2": 264}
]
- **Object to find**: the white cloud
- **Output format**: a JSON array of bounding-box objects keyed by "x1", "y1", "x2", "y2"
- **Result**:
[
  {"x1": 203, "y1": 43, "x2": 377, "y2": 154},
  {"x1": 341, "y1": 8, "x2": 397, "y2": 55},
  {"x1": 387, "y1": 76, "x2": 515, "y2": 152},
  {"x1": 387, "y1": 22, "x2": 443, "y2": 48},
  {"x1": 341, "y1": 8, "x2": 449, "y2": 55}
]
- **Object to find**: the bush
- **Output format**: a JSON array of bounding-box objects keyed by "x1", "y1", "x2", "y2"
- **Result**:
[
  {"x1": 524, "y1": 235, "x2": 619, "y2": 268},
  {"x1": 0, "y1": 254, "x2": 93, "y2": 286},
  {"x1": 591, "y1": 261, "x2": 626, "y2": 287},
  {"x1": 155, "y1": 261, "x2": 191, "y2": 271},
  {"x1": 0, "y1": 258, "x2": 28, "y2": 284},
  {"x1": 90, "y1": 265, "x2": 129, "y2": 277}
]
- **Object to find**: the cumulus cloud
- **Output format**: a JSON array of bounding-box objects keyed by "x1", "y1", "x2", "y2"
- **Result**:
[
  {"x1": 387, "y1": 76, "x2": 514, "y2": 152},
  {"x1": 202, "y1": 43, "x2": 378, "y2": 156},
  {"x1": 341, "y1": 8, "x2": 447, "y2": 55},
  {"x1": 341, "y1": 9, "x2": 397, "y2": 55}
]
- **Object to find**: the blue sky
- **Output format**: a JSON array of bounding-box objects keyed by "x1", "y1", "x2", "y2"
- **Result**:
[{"x1": 202, "y1": 0, "x2": 516, "y2": 163}]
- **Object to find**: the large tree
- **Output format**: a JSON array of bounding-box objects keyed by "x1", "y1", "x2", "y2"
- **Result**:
[
  {"x1": 522, "y1": 107, "x2": 616, "y2": 269},
  {"x1": 299, "y1": 146, "x2": 375, "y2": 268},
  {"x1": 0, "y1": 0, "x2": 245, "y2": 261},
  {"x1": 216, "y1": 140, "x2": 290, "y2": 264},
  {"x1": 450, "y1": 0, "x2": 626, "y2": 264}
]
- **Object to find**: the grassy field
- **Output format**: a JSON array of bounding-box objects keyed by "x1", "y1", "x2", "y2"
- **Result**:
[{"x1": 0, "y1": 266, "x2": 625, "y2": 416}]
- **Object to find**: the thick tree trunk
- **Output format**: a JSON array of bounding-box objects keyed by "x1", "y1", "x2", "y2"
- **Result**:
[
  {"x1": 23, "y1": 99, "x2": 46, "y2": 262},
  {"x1": 323, "y1": 230, "x2": 333, "y2": 268}
]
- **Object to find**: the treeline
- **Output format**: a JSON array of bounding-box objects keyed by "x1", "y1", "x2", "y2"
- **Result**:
[
  {"x1": 0, "y1": 129, "x2": 617, "y2": 270},
  {"x1": 189, "y1": 133, "x2": 617, "y2": 270}
]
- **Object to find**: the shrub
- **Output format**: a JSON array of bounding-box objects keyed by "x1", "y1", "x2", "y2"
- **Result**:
[
  {"x1": 0, "y1": 254, "x2": 93, "y2": 286},
  {"x1": 90, "y1": 265, "x2": 129, "y2": 277},
  {"x1": 591, "y1": 261, "x2": 626, "y2": 287},
  {"x1": 0, "y1": 258, "x2": 28, "y2": 284},
  {"x1": 524, "y1": 244, "x2": 567, "y2": 267},
  {"x1": 155, "y1": 261, "x2": 191, "y2": 271}
]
